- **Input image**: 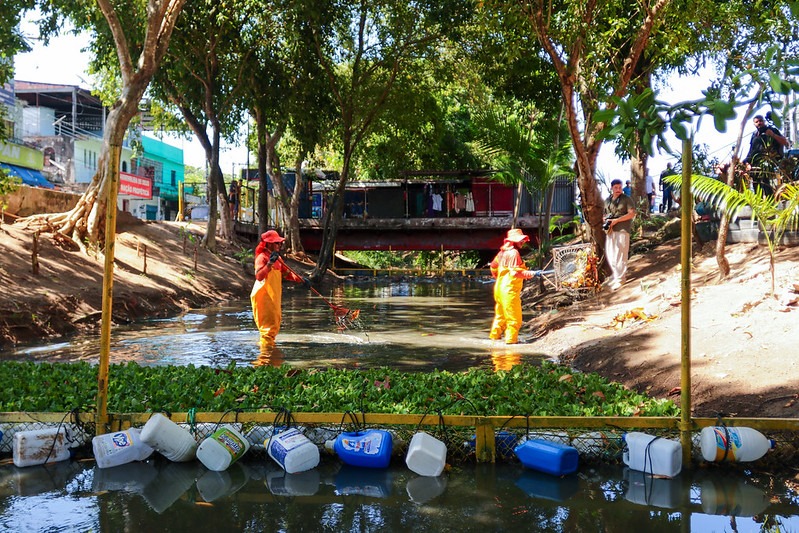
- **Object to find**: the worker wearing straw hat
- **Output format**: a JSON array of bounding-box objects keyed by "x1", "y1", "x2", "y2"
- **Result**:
[
  {"x1": 489, "y1": 228, "x2": 535, "y2": 345},
  {"x1": 251, "y1": 230, "x2": 309, "y2": 345}
]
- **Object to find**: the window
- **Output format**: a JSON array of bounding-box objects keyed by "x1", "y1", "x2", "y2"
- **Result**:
[
  {"x1": 170, "y1": 170, "x2": 176, "y2": 186},
  {"x1": 122, "y1": 161, "x2": 127, "y2": 172}
]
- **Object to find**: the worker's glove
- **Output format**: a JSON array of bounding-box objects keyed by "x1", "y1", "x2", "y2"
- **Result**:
[
  {"x1": 269, "y1": 251, "x2": 280, "y2": 264},
  {"x1": 523, "y1": 270, "x2": 537, "y2": 279},
  {"x1": 302, "y1": 277, "x2": 312, "y2": 289}
]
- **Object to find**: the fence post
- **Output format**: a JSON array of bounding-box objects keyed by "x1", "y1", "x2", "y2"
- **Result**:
[
  {"x1": 474, "y1": 418, "x2": 496, "y2": 463},
  {"x1": 31, "y1": 230, "x2": 40, "y2": 275}
]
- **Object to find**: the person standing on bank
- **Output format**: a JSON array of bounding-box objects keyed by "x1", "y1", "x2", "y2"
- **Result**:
[
  {"x1": 743, "y1": 114, "x2": 789, "y2": 196},
  {"x1": 489, "y1": 228, "x2": 535, "y2": 345},
  {"x1": 604, "y1": 179, "x2": 637, "y2": 291},
  {"x1": 251, "y1": 230, "x2": 310, "y2": 345}
]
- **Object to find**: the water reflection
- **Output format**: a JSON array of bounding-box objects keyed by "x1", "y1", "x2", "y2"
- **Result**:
[
  {"x1": 1, "y1": 460, "x2": 798, "y2": 532},
  {"x1": 3, "y1": 280, "x2": 550, "y2": 371}
]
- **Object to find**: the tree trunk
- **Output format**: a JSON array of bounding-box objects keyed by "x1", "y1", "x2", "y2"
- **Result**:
[
  {"x1": 631, "y1": 148, "x2": 648, "y2": 223},
  {"x1": 311, "y1": 151, "x2": 352, "y2": 280},
  {"x1": 287, "y1": 155, "x2": 306, "y2": 256}
]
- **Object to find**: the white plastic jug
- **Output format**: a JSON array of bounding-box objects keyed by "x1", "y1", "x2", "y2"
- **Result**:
[
  {"x1": 266, "y1": 428, "x2": 320, "y2": 474},
  {"x1": 196, "y1": 425, "x2": 250, "y2": 471},
  {"x1": 93, "y1": 428, "x2": 154, "y2": 469},
  {"x1": 622, "y1": 432, "x2": 682, "y2": 478},
  {"x1": 13, "y1": 427, "x2": 72, "y2": 468},
  {"x1": 699, "y1": 426, "x2": 775, "y2": 462},
  {"x1": 140, "y1": 413, "x2": 197, "y2": 462},
  {"x1": 405, "y1": 432, "x2": 447, "y2": 477}
]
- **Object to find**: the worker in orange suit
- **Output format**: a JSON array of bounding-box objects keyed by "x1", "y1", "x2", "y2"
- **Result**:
[
  {"x1": 251, "y1": 230, "x2": 309, "y2": 345},
  {"x1": 489, "y1": 228, "x2": 535, "y2": 345}
]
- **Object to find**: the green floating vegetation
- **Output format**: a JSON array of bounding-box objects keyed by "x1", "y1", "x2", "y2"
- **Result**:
[{"x1": 0, "y1": 361, "x2": 679, "y2": 417}]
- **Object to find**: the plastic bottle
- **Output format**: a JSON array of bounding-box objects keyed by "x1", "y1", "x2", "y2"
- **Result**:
[
  {"x1": 92, "y1": 428, "x2": 154, "y2": 469},
  {"x1": 140, "y1": 413, "x2": 197, "y2": 462},
  {"x1": 13, "y1": 427, "x2": 72, "y2": 467},
  {"x1": 699, "y1": 426, "x2": 775, "y2": 463},
  {"x1": 405, "y1": 432, "x2": 447, "y2": 477},
  {"x1": 514, "y1": 439, "x2": 579, "y2": 476},
  {"x1": 622, "y1": 432, "x2": 681, "y2": 478},
  {"x1": 328, "y1": 429, "x2": 393, "y2": 469},
  {"x1": 196, "y1": 425, "x2": 250, "y2": 471},
  {"x1": 266, "y1": 428, "x2": 320, "y2": 474}
]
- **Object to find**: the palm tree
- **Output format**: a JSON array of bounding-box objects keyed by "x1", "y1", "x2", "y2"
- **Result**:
[
  {"x1": 473, "y1": 102, "x2": 574, "y2": 267},
  {"x1": 670, "y1": 174, "x2": 799, "y2": 296}
]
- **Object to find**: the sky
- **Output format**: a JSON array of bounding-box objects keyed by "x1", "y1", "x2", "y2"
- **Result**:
[{"x1": 12, "y1": 16, "x2": 766, "y2": 186}]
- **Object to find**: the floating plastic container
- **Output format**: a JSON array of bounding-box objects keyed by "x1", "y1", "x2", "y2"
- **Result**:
[
  {"x1": 406, "y1": 475, "x2": 447, "y2": 504},
  {"x1": 329, "y1": 430, "x2": 393, "y2": 469},
  {"x1": 515, "y1": 470, "x2": 579, "y2": 502},
  {"x1": 266, "y1": 428, "x2": 320, "y2": 474},
  {"x1": 197, "y1": 425, "x2": 250, "y2": 471},
  {"x1": 700, "y1": 477, "x2": 769, "y2": 517},
  {"x1": 92, "y1": 428, "x2": 154, "y2": 469},
  {"x1": 466, "y1": 430, "x2": 519, "y2": 459},
  {"x1": 140, "y1": 413, "x2": 197, "y2": 462},
  {"x1": 266, "y1": 468, "x2": 321, "y2": 497},
  {"x1": 623, "y1": 467, "x2": 681, "y2": 509},
  {"x1": 13, "y1": 427, "x2": 72, "y2": 468},
  {"x1": 514, "y1": 439, "x2": 579, "y2": 477},
  {"x1": 405, "y1": 432, "x2": 447, "y2": 477},
  {"x1": 334, "y1": 465, "x2": 392, "y2": 498},
  {"x1": 699, "y1": 426, "x2": 775, "y2": 463},
  {"x1": 622, "y1": 432, "x2": 681, "y2": 478}
]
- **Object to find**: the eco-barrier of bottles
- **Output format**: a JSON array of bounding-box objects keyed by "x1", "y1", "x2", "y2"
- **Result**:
[{"x1": 2, "y1": 411, "x2": 799, "y2": 469}]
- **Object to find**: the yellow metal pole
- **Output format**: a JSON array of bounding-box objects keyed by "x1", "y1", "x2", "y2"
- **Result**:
[
  {"x1": 96, "y1": 144, "x2": 122, "y2": 435},
  {"x1": 680, "y1": 137, "x2": 693, "y2": 465},
  {"x1": 177, "y1": 181, "x2": 184, "y2": 221}
]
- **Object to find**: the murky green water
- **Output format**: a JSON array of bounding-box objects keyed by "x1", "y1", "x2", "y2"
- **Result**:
[
  {"x1": 6, "y1": 279, "x2": 547, "y2": 371},
  {"x1": 1, "y1": 458, "x2": 798, "y2": 532},
  {"x1": 2, "y1": 279, "x2": 799, "y2": 531}
]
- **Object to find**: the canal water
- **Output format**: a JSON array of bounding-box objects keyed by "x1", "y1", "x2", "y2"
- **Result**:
[{"x1": 2, "y1": 279, "x2": 799, "y2": 531}]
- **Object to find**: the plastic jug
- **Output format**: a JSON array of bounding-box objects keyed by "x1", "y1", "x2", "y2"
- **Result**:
[
  {"x1": 196, "y1": 425, "x2": 250, "y2": 471},
  {"x1": 622, "y1": 432, "x2": 681, "y2": 478},
  {"x1": 405, "y1": 432, "x2": 447, "y2": 477},
  {"x1": 13, "y1": 427, "x2": 72, "y2": 467},
  {"x1": 92, "y1": 428, "x2": 154, "y2": 469},
  {"x1": 328, "y1": 429, "x2": 393, "y2": 468},
  {"x1": 140, "y1": 413, "x2": 197, "y2": 462},
  {"x1": 266, "y1": 428, "x2": 320, "y2": 474},
  {"x1": 699, "y1": 426, "x2": 775, "y2": 462},
  {"x1": 514, "y1": 439, "x2": 579, "y2": 476},
  {"x1": 623, "y1": 467, "x2": 681, "y2": 509},
  {"x1": 700, "y1": 477, "x2": 769, "y2": 517}
]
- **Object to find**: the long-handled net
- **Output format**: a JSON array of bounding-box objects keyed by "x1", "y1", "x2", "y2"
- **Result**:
[{"x1": 280, "y1": 258, "x2": 361, "y2": 330}]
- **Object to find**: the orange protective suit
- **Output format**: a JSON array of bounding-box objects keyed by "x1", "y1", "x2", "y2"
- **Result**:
[
  {"x1": 489, "y1": 241, "x2": 533, "y2": 344},
  {"x1": 251, "y1": 242, "x2": 302, "y2": 344}
]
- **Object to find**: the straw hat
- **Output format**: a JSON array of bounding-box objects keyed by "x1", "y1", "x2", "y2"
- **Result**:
[
  {"x1": 505, "y1": 228, "x2": 529, "y2": 244},
  {"x1": 260, "y1": 230, "x2": 285, "y2": 243}
]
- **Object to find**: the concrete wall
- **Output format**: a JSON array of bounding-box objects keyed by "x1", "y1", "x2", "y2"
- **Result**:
[{"x1": 2, "y1": 185, "x2": 81, "y2": 217}]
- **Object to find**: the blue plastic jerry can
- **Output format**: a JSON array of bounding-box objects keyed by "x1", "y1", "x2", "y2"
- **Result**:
[
  {"x1": 514, "y1": 439, "x2": 579, "y2": 476},
  {"x1": 333, "y1": 430, "x2": 393, "y2": 469}
]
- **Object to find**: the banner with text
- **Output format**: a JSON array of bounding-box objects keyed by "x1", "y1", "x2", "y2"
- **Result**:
[{"x1": 120, "y1": 172, "x2": 153, "y2": 199}]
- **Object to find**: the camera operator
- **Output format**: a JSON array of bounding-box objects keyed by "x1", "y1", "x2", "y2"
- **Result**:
[
  {"x1": 603, "y1": 179, "x2": 636, "y2": 291},
  {"x1": 743, "y1": 114, "x2": 789, "y2": 196}
]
